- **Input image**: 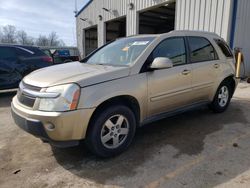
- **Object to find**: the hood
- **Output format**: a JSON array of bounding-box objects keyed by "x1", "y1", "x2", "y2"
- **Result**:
[{"x1": 23, "y1": 62, "x2": 130, "y2": 88}]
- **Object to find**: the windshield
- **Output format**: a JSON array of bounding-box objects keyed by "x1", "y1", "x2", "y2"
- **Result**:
[{"x1": 85, "y1": 37, "x2": 155, "y2": 66}]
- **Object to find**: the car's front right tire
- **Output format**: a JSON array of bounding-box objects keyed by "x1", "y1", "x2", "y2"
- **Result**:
[{"x1": 85, "y1": 105, "x2": 136, "y2": 158}]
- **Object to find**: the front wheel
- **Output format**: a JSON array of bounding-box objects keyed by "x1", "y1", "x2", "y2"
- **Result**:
[
  {"x1": 210, "y1": 81, "x2": 232, "y2": 113},
  {"x1": 85, "y1": 105, "x2": 136, "y2": 157}
]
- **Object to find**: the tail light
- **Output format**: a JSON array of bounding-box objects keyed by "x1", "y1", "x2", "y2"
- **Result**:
[{"x1": 42, "y1": 56, "x2": 53, "y2": 63}]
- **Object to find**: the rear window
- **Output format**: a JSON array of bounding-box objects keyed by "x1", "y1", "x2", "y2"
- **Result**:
[
  {"x1": 214, "y1": 39, "x2": 233, "y2": 58},
  {"x1": 15, "y1": 46, "x2": 47, "y2": 57},
  {"x1": 188, "y1": 37, "x2": 217, "y2": 63}
]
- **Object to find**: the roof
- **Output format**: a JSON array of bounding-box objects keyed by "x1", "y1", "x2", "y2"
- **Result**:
[
  {"x1": 0, "y1": 44, "x2": 37, "y2": 48},
  {"x1": 172, "y1": 30, "x2": 220, "y2": 37},
  {"x1": 75, "y1": 0, "x2": 93, "y2": 17},
  {"x1": 121, "y1": 30, "x2": 220, "y2": 39}
]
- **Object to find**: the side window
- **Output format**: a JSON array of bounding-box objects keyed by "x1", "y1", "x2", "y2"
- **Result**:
[
  {"x1": 15, "y1": 48, "x2": 32, "y2": 57},
  {"x1": 188, "y1": 37, "x2": 217, "y2": 63},
  {"x1": 0, "y1": 47, "x2": 17, "y2": 61},
  {"x1": 214, "y1": 39, "x2": 233, "y2": 58},
  {"x1": 15, "y1": 47, "x2": 37, "y2": 57},
  {"x1": 151, "y1": 37, "x2": 186, "y2": 66}
]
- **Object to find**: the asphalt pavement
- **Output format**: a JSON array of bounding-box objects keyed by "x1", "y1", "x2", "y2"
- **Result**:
[{"x1": 0, "y1": 83, "x2": 250, "y2": 188}]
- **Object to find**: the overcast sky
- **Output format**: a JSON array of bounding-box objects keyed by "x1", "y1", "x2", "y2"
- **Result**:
[{"x1": 0, "y1": 0, "x2": 89, "y2": 46}]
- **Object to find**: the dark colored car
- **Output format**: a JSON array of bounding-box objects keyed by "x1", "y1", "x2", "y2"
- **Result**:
[
  {"x1": 0, "y1": 45, "x2": 53, "y2": 90},
  {"x1": 40, "y1": 47, "x2": 80, "y2": 64}
]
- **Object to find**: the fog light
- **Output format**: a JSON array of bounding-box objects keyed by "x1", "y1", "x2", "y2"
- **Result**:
[{"x1": 45, "y1": 123, "x2": 55, "y2": 131}]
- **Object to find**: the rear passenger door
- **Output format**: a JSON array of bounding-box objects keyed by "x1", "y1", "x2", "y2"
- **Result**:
[{"x1": 187, "y1": 36, "x2": 220, "y2": 101}]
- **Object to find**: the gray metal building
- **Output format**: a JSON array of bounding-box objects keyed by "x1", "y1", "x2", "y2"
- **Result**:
[{"x1": 76, "y1": 0, "x2": 250, "y2": 76}]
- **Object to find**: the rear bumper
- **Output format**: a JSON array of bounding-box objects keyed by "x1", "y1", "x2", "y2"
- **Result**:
[{"x1": 11, "y1": 96, "x2": 95, "y2": 147}]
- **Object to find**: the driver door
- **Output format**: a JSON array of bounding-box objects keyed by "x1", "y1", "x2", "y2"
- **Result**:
[{"x1": 147, "y1": 37, "x2": 193, "y2": 117}]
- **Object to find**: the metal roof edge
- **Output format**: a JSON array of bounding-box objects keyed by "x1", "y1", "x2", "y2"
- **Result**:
[{"x1": 75, "y1": 0, "x2": 93, "y2": 17}]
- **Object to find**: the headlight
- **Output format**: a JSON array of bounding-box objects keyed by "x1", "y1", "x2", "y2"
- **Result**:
[{"x1": 38, "y1": 83, "x2": 80, "y2": 112}]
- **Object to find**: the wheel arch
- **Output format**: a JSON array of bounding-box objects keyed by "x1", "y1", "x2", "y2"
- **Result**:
[
  {"x1": 213, "y1": 74, "x2": 236, "y2": 99},
  {"x1": 221, "y1": 75, "x2": 236, "y2": 95},
  {"x1": 211, "y1": 74, "x2": 236, "y2": 101},
  {"x1": 86, "y1": 95, "x2": 141, "y2": 136}
]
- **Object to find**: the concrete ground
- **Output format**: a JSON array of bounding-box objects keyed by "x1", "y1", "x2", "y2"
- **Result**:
[{"x1": 0, "y1": 82, "x2": 250, "y2": 188}]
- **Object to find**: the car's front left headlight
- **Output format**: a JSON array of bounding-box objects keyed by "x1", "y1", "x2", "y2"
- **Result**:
[{"x1": 38, "y1": 83, "x2": 80, "y2": 112}]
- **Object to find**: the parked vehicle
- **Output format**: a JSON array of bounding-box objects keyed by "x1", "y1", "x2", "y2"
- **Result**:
[
  {"x1": 40, "y1": 47, "x2": 80, "y2": 64},
  {"x1": 11, "y1": 31, "x2": 238, "y2": 157},
  {"x1": 0, "y1": 45, "x2": 53, "y2": 90}
]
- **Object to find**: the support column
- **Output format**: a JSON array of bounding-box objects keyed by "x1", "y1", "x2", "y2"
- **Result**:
[
  {"x1": 98, "y1": 22, "x2": 106, "y2": 47},
  {"x1": 126, "y1": 9, "x2": 138, "y2": 36}
]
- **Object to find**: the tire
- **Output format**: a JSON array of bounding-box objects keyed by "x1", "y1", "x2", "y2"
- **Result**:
[
  {"x1": 210, "y1": 81, "x2": 233, "y2": 113},
  {"x1": 85, "y1": 105, "x2": 136, "y2": 158}
]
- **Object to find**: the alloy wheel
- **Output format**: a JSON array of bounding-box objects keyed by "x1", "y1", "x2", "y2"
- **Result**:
[
  {"x1": 100, "y1": 114, "x2": 129, "y2": 149},
  {"x1": 218, "y1": 86, "x2": 229, "y2": 107}
]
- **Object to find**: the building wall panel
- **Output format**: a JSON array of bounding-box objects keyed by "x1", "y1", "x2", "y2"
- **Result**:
[
  {"x1": 76, "y1": 0, "x2": 173, "y2": 57},
  {"x1": 176, "y1": 0, "x2": 233, "y2": 41},
  {"x1": 77, "y1": 0, "x2": 234, "y2": 58},
  {"x1": 234, "y1": 0, "x2": 250, "y2": 76}
]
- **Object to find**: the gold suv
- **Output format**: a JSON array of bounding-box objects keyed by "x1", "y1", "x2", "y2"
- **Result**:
[{"x1": 11, "y1": 31, "x2": 237, "y2": 157}]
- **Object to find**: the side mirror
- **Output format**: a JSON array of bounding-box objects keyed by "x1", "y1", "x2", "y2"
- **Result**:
[{"x1": 150, "y1": 57, "x2": 173, "y2": 70}]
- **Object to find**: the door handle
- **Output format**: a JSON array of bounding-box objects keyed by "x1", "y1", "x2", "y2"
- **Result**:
[
  {"x1": 213, "y1": 63, "x2": 220, "y2": 69},
  {"x1": 182, "y1": 70, "x2": 191, "y2": 75}
]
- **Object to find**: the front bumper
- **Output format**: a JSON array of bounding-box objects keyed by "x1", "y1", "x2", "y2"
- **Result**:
[{"x1": 11, "y1": 96, "x2": 95, "y2": 147}]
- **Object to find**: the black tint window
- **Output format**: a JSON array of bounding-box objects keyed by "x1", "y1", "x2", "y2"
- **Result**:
[
  {"x1": 25, "y1": 46, "x2": 45, "y2": 55},
  {"x1": 0, "y1": 47, "x2": 17, "y2": 61},
  {"x1": 152, "y1": 37, "x2": 186, "y2": 66},
  {"x1": 188, "y1": 37, "x2": 217, "y2": 62},
  {"x1": 15, "y1": 48, "x2": 33, "y2": 57},
  {"x1": 214, "y1": 39, "x2": 233, "y2": 58},
  {"x1": 15, "y1": 46, "x2": 46, "y2": 56}
]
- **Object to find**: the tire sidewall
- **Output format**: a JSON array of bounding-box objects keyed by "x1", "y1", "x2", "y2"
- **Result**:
[{"x1": 86, "y1": 105, "x2": 136, "y2": 157}]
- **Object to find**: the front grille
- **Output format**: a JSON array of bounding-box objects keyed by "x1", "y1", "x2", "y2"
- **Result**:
[
  {"x1": 17, "y1": 82, "x2": 41, "y2": 108},
  {"x1": 17, "y1": 92, "x2": 36, "y2": 107},
  {"x1": 21, "y1": 82, "x2": 41, "y2": 91}
]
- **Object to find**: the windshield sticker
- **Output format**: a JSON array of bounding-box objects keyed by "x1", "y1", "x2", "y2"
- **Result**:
[
  {"x1": 132, "y1": 41, "x2": 150, "y2": 46},
  {"x1": 122, "y1": 46, "x2": 130, "y2": 51}
]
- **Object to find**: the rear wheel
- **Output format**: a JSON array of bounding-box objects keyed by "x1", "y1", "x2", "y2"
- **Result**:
[
  {"x1": 210, "y1": 81, "x2": 232, "y2": 113},
  {"x1": 86, "y1": 105, "x2": 136, "y2": 157}
]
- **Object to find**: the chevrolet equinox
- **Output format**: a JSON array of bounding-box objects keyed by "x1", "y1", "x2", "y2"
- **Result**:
[{"x1": 11, "y1": 31, "x2": 238, "y2": 157}]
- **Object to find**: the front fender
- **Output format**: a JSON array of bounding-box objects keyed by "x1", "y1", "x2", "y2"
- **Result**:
[{"x1": 78, "y1": 74, "x2": 148, "y2": 121}]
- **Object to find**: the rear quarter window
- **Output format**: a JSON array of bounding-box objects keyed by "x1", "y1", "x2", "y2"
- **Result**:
[{"x1": 214, "y1": 39, "x2": 233, "y2": 58}]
